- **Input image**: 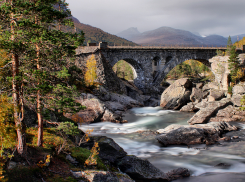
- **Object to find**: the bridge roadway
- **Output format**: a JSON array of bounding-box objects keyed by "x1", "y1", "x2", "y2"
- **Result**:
[{"x1": 76, "y1": 44, "x2": 227, "y2": 93}]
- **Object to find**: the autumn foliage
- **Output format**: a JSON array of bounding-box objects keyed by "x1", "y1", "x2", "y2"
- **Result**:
[{"x1": 84, "y1": 54, "x2": 97, "y2": 86}]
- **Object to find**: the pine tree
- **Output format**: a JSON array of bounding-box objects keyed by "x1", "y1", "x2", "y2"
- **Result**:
[
  {"x1": 0, "y1": 0, "x2": 85, "y2": 148},
  {"x1": 228, "y1": 46, "x2": 239, "y2": 84},
  {"x1": 226, "y1": 35, "x2": 233, "y2": 56}
]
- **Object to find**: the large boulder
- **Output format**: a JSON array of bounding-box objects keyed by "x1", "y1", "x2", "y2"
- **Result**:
[
  {"x1": 232, "y1": 85, "x2": 245, "y2": 95},
  {"x1": 75, "y1": 93, "x2": 106, "y2": 123},
  {"x1": 231, "y1": 94, "x2": 243, "y2": 107},
  {"x1": 117, "y1": 155, "x2": 169, "y2": 181},
  {"x1": 160, "y1": 78, "x2": 192, "y2": 110},
  {"x1": 207, "y1": 89, "x2": 225, "y2": 101},
  {"x1": 80, "y1": 136, "x2": 127, "y2": 164},
  {"x1": 190, "y1": 87, "x2": 208, "y2": 103},
  {"x1": 156, "y1": 122, "x2": 237, "y2": 146},
  {"x1": 188, "y1": 99, "x2": 232, "y2": 125}
]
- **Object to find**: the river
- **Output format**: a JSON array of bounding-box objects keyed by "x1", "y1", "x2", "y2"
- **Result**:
[{"x1": 79, "y1": 107, "x2": 245, "y2": 181}]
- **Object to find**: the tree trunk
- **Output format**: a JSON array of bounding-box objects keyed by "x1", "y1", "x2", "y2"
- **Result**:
[
  {"x1": 36, "y1": 44, "x2": 43, "y2": 147},
  {"x1": 11, "y1": 3, "x2": 26, "y2": 155}
]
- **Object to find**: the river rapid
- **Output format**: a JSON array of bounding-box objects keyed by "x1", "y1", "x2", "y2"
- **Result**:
[{"x1": 79, "y1": 107, "x2": 245, "y2": 181}]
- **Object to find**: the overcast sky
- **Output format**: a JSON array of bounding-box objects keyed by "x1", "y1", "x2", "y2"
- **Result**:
[{"x1": 66, "y1": 0, "x2": 245, "y2": 37}]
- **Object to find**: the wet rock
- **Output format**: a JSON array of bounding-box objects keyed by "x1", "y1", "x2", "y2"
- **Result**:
[
  {"x1": 160, "y1": 78, "x2": 192, "y2": 110},
  {"x1": 188, "y1": 99, "x2": 232, "y2": 125},
  {"x1": 166, "y1": 168, "x2": 190, "y2": 181},
  {"x1": 80, "y1": 136, "x2": 127, "y2": 164},
  {"x1": 118, "y1": 155, "x2": 169, "y2": 181},
  {"x1": 71, "y1": 170, "x2": 135, "y2": 182},
  {"x1": 156, "y1": 121, "x2": 237, "y2": 146},
  {"x1": 101, "y1": 109, "x2": 122, "y2": 123}
]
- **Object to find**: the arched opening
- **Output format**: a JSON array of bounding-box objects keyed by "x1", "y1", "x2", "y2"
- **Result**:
[
  {"x1": 163, "y1": 59, "x2": 214, "y2": 86},
  {"x1": 166, "y1": 56, "x2": 172, "y2": 64},
  {"x1": 152, "y1": 56, "x2": 161, "y2": 78},
  {"x1": 112, "y1": 59, "x2": 137, "y2": 81}
]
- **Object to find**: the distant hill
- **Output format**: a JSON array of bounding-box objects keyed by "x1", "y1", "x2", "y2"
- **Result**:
[
  {"x1": 231, "y1": 34, "x2": 245, "y2": 44},
  {"x1": 117, "y1": 26, "x2": 227, "y2": 47},
  {"x1": 72, "y1": 17, "x2": 138, "y2": 46}
]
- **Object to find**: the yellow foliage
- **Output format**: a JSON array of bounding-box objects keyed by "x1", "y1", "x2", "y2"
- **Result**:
[
  {"x1": 0, "y1": 94, "x2": 16, "y2": 181},
  {"x1": 37, "y1": 155, "x2": 52, "y2": 168},
  {"x1": 234, "y1": 37, "x2": 245, "y2": 48},
  {"x1": 84, "y1": 142, "x2": 100, "y2": 166},
  {"x1": 84, "y1": 54, "x2": 97, "y2": 86}
]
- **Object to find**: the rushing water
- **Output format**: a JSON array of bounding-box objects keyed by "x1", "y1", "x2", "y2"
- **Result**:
[{"x1": 79, "y1": 107, "x2": 245, "y2": 181}]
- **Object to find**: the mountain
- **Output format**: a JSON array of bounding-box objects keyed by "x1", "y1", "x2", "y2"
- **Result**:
[
  {"x1": 72, "y1": 17, "x2": 137, "y2": 46},
  {"x1": 117, "y1": 27, "x2": 141, "y2": 41},
  {"x1": 117, "y1": 26, "x2": 227, "y2": 47},
  {"x1": 231, "y1": 34, "x2": 245, "y2": 44}
]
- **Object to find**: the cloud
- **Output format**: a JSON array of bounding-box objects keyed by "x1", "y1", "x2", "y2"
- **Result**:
[{"x1": 66, "y1": 0, "x2": 245, "y2": 37}]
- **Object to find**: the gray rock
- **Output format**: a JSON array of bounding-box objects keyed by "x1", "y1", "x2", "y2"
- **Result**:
[
  {"x1": 190, "y1": 88, "x2": 208, "y2": 103},
  {"x1": 196, "y1": 82, "x2": 204, "y2": 89},
  {"x1": 188, "y1": 99, "x2": 232, "y2": 125},
  {"x1": 160, "y1": 78, "x2": 192, "y2": 110},
  {"x1": 180, "y1": 102, "x2": 199, "y2": 112},
  {"x1": 232, "y1": 85, "x2": 245, "y2": 95},
  {"x1": 156, "y1": 122, "x2": 237, "y2": 146},
  {"x1": 203, "y1": 82, "x2": 220, "y2": 91},
  {"x1": 66, "y1": 154, "x2": 79, "y2": 166},
  {"x1": 80, "y1": 136, "x2": 127, "y2": 164},
  {"x1": 101, "y1": 109, "x2": 121, "y2": 123},
  {"x1": 210, "y1": 105, "x2": 245, "y2": 122},
  {"x1": 71, "y1": 170, "x2": 135, "y2": 182},
  {"x1": 75, "y1": 94, "x2": 106, "y2": 123},
  {"x1": 118, "y1": 155, "x2": 169, "y2": 181},
  {"x1": 231, "y1": 94, "x2": 243, "y2": 107},
  {"x1": 110, "y1": 93, "x2": 143, "y2": 109},
  {"x1": 105, "y1": 101, "x2": 126, "y2": 112},
  {"x1": 167, "y1": 168, "x2": 190, "y2": 181},
  {"x1": 207, "y1": 89, "x2": 225, "y2": 101}
]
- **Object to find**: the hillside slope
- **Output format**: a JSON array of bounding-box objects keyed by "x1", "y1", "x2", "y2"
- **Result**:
[{"x1": 72, "y1": 17, "x2": 137, "y2": 46}]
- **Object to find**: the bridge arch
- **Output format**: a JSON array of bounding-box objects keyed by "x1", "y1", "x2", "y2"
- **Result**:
[{"x1": 153, "y1": 57, "x2": 211, "y2": 86}]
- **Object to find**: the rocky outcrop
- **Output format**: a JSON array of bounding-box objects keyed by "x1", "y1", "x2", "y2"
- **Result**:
[
  {"x1": 156, "y1": 121, "x2": 237, "y2": 146},
  {"x1": 71, "y1": 170, "x2": 135, "y2": 182},
  {"x1": 232, "y1": 85, "x2": 245, "y2": 95},
  {"x1": 187, "y1": 99, "x2": 232, "y2": 125},
  {"x1": 207, "y1": 89, "x2": 225, "y2": 101},
  {"x1": 160, "y1": 78, "x2": 192, "y2": 110},
  {"x1": 209, "y1": 105, "x2": 245, "y2": 122},
  {"x1": 80, "y1": 136, "x2": 127, "y2": 164},
  {"x1": 190, "y1": 87, "x2": 208, "y2": 103},
  {"x1": 180, "y1": 102, "x2": 199, "y2": 112},
  {"x1": 118, "y1": 155, "x2": 169, "y2": 181},
  {"x1": 74, "y1": 92, "x2": 143, "y2": 123}
]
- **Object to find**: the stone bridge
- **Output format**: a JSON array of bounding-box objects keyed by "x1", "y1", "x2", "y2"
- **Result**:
[{"x1": 76, "y1": 43, "x2": 226, "y2": 94}]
